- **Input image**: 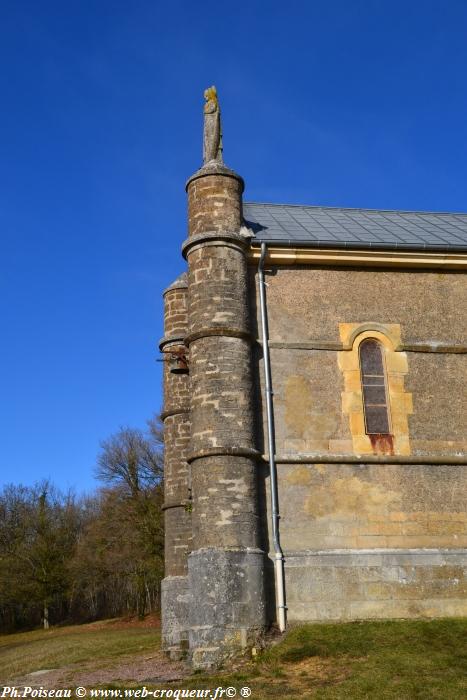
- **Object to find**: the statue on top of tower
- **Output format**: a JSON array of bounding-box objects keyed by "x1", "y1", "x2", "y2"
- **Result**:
[{"x1": 203, "y1": 86, "x2": 223, "y2": 164}]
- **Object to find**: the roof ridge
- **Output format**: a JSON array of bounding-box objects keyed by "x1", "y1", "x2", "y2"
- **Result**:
[{"x1": 243, "y1": 201, "x2": 467, "y2": 216}]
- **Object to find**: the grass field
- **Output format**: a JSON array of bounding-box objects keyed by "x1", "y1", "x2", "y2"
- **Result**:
[
  {"x1": 0, "y1": 620, "x2": 162, "y2": 683},
  {"x1": 1, "y1": 617, "x2": 466, "y2": 699}
]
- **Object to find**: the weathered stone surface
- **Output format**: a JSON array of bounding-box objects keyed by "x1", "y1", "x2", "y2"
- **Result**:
[
  {"x1": 202, "y1": 86, "x2": 222, "y2": 165},
  {"x1": 252, "y1": 266, "x2": 467, "y2": 345},
  {"x1": 188, "y1": 548, "x2": 266, "y2": 670},
  {"x1": 251, "y1": 266, "x2": 467, "y2": 457},
  {"x1": 163, "y1": 276, "x2": 188, "y2": 338},
  {"x1": 405, "y1": 353, "x2": 467, "y2": 448},
  {"x1": 283, "y1": 549, "x2": 467, "y2": 621},
  {"x1": 248, "y1": 261, "x2": 466, "y2": 624},
  {"x1": 161, "y1": 280, "x2": 192, "y2": 652},
  {"x1": 262, "y1": 463, "x2": 467, "y2": 552},
  {"x1": 164, "y1": 506, "x2": 192, "y2": 577},
  {"x1": 187, "y1": 173, "x2": 243, "y2": 237},
  {"x1": 163, "y1": 414, "x2": 190, "y2": 503},
  {"x1": 254, "y1": 348, "x2": 347, "y2": 454},
  {"x1": 181, "y1": 164, "x2": 266, "y2": 668},
  {"x1": 187, "y1": 242, "x2": 250, "y2": 338},
  {"x1": 161, "y1": 576, "x2": 191, "y2": 658},
  {"x1": 190, "y1": 455, "x2": 261, "y2": 550},
  {"x1": 189, "y1": 336, "x2": 255, "y2": 456}
]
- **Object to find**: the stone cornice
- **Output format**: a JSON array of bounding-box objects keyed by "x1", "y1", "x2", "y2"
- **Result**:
[
  {"x1": 263, "y1": 453, "x2": 467, "y2": 465},
  {"x1": 182, "y1": 231, "x2": 250, "y2": 259},
  {"x1": 162, "y1": 499, "x2": 191, "y2": 511},
  {"x1": 248, "y1": 245, "x2": 467, "y2": 269},
  {"x1": 184, "y1": 327, "x2": 252, "y2": 346},
  {"x1": 159, "y1": 335, "x2": 186, "y2": 351},
  {"x1": 160, "y1": 406, "x2": 190, "y2": 421},
  {"x1": 188, "y1": 446, "x2": 261, "y2": 463},
  {"x1": 185, "y1": 161, "x2": 244, "y2": 192},
  {"x1": 255, "y1": 339, "x2": 467, "y2": 354}
]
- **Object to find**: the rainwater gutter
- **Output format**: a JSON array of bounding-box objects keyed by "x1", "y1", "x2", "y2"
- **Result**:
[
  {"x1": 250, "y1": 239, "x2": 467, "y2": 253},
  {"x1": 258, "y1": 241, "x2": 286, "y2": 633}
]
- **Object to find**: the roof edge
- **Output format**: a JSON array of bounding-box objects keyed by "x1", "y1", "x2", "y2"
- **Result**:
[
  {"x1": 248, "y1": 245, "x2": 467, "y2": 270},
  {"x1": 243, "y1": 201, "x2": 467, "y2": 217},
  {"x1": 249, "y1": 238, "x2": 467, "y2": 254}
]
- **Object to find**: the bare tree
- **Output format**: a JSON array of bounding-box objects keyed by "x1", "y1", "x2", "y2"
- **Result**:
[
  {"x1": 94, "y1": 423, "x2": 164, "y2": 617},
  {"x1": 0, "y1": 417, "x2": 165, "y2": 631},
  {"x1": 96, "y1": 426, "x2": 162, "y2": 496}
]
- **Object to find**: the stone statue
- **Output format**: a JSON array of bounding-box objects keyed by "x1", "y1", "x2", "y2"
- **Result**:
[{"x1": 203, "y1": 86, "x2": 223, "y2": 164}]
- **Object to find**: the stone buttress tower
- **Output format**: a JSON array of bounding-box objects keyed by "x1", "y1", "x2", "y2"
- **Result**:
[
  {"x1": 160, "y1": 273, "x2": 192, "y2": 658},
  {"x1": 182, "y1": 88, "x2": 266, "y2": 669}
]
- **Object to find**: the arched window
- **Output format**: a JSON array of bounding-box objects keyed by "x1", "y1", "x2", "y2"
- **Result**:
[{"x1": 359, "y1": 339, "x2": 391, "y2": 435}]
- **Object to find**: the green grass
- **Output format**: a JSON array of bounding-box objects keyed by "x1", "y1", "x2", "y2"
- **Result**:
[
  {"x1": 262, "y1": 618, "x2": 467, "y2": 698},
  {"x1": 0, "y1": 621, "x2": 160, "y2": 682},
  {"x1": 172, "y1": 619, "x2": 467, "y2": 699},
  {"x1": 1, "y1": 618, "x2": 466, "y2": 699}
]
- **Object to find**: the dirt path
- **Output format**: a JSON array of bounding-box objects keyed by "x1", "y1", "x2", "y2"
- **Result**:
[{"x1": 11, "y1": 651, "x2": 188, "y2": 688}]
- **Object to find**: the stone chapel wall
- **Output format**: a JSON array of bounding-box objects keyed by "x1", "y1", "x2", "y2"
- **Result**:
[{"x1": 250, "y1": 264, "x2": 467, "y2": 621}]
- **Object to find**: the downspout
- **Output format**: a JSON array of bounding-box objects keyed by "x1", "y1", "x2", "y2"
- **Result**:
[{"x1": 258, "y1": 241, "x2": 286, "y2": 633}]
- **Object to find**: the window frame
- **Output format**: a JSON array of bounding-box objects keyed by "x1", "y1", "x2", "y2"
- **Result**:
[
  {"x1": 338, "y1": 323, "x2": 413, "y2": 456},
  {"x1": 358, "y1": 338, "x2": 392, "y2": 436}
]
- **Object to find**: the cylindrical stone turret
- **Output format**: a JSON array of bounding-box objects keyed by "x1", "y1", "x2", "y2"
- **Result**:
[
  {"x1": 160, "y1": 273, "x2": 192, "y2": 659},
  {"x1": 183, "y1": 161, "x2": 266, "y2": 669}
]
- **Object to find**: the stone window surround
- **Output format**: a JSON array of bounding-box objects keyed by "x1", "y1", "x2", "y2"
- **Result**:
[{"x1": 338, "y1": 323, "x2": 413, "y2": 456}]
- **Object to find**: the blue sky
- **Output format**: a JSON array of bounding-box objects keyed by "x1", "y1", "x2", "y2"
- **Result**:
[{"x1": 1, "y1": 1, "x2": 467, "y2": 492}]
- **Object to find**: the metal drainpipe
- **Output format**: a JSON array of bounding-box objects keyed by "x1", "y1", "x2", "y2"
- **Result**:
[{"x1": 258, "y1": 242, "x2": 286, "y2": 633}]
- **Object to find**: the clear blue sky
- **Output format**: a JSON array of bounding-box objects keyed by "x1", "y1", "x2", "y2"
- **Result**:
[{"x1": 1, "y1": 1, "x2": 467, "y2": 492}]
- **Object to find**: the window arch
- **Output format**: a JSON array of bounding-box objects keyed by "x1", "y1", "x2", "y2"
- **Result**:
[
  {"x1": 339, "y1": 323, "x2": 412, "y2": 455},
  {"x1": 359, "y1": 339, "x2": 391, "y2": 435}
]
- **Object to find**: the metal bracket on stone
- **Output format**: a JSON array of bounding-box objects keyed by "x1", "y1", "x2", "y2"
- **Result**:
[{"x1": 157, "y1": 348, "x2": 190, "y2": 374}]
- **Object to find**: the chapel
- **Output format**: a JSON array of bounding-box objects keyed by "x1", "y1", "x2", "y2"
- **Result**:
[{"x1": 160, "y1": 87, "x2": 467, "y2": 669}]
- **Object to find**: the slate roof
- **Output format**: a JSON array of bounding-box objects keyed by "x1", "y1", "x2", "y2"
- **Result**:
[{"x1": 243, "y1": 203, "x2": 467, "y2": 252}]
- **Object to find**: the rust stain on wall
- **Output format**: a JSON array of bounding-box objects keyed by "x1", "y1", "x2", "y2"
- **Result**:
[{"x1": 369, "y1": 434, "x2": 394, "y2": 455}]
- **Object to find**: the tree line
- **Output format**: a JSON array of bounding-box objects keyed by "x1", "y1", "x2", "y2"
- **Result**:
[{"x1": 0, "y1": 417, "x2": 164, "y2": 632}]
